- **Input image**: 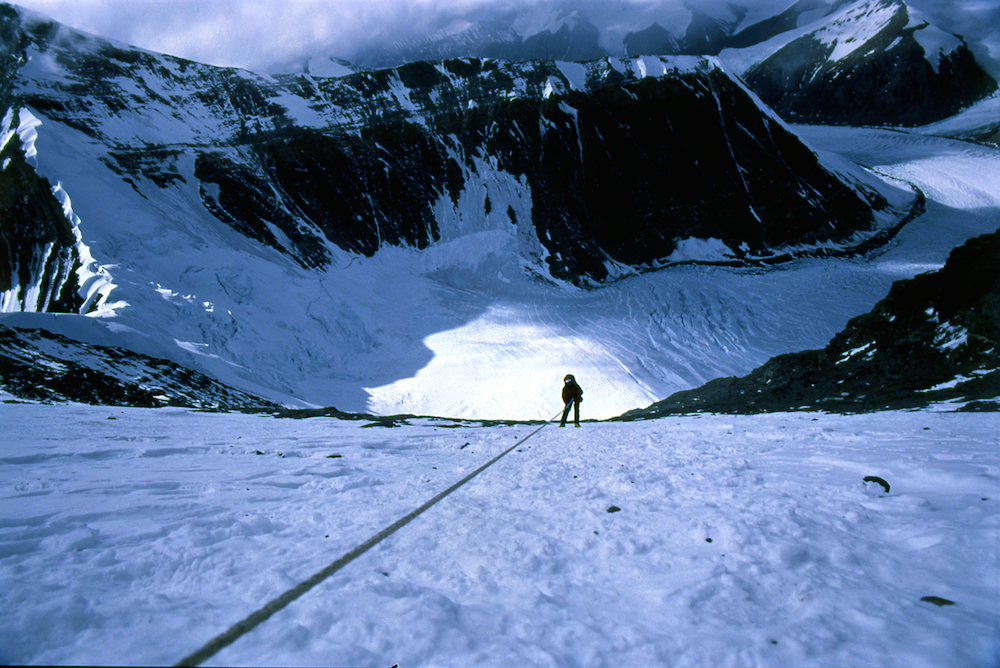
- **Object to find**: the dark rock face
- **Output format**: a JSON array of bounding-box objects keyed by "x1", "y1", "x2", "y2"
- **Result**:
[
  {"x1": 455, "y1": 66, "x2": 887, "y2": 280},
  {"x1": 195, "y1": 58, "x2": 895, "y2": 283},
  {"x1": 742, "y1": 0, "x2": 998, "y2": 126},
  {"x1": 0, "y1": 325, "x2": 280, "y2": 408},
  {"x1": 679, "y1": 6, "x2": 747, "y2": 56},
  {"x1": 521, "y1": 18, "x2": 606, "y2": 62},
  {"x1": 623, "y1": 23, "x2": 679, "y2": 57},
  {"x1": 194, "y1": 123, "x2": 464, "y2": 268},
  {"x1": 620, "y1": 230, "x2": 1000, "y2": 418}
]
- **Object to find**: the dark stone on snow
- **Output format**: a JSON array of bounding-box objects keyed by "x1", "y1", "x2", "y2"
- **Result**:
[
  {"x1": 864, "y1": 476, "x2": 891, "y2": 493},
  {"x1": 920, "y1": 596, "x2": 956, "y2": 607}
]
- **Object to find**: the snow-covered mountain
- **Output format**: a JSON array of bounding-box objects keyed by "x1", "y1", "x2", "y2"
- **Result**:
[
  {"x1": 342, "y1": 0, "x2": 997, "y2": 127},
  {"x1": 5, "y1": 2, "x2": 952, "y2": 419},
  {"x1": 1, "y1": 7, "x2": 901, "y2": 286},
  {"x1": 723, "y1": 0, "x2": 998, "y2": 125}
]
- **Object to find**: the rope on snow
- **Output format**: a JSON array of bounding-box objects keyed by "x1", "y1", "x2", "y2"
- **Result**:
[{"x1": 175, "y1": 412, "x2": 560, "y2": 667}]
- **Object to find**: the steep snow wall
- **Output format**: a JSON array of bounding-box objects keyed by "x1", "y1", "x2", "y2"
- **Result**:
[{"x1": 0, "y1": 107, "x2": 117, "y2": 314}]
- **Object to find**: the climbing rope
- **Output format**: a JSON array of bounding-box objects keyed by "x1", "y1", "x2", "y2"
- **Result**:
[{"x1": 174, "y1": 411, "x2": 561, "y2": 667}]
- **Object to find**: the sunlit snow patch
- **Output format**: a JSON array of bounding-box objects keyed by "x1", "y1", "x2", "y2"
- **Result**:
[
  {"x1": 666, "y1": 237, "x2": 734, "y2": 263},
  {"x1": 364, "y1": 304, "x2": 659, "y2": 420},
  {"x1": 837, "y1": 341, "x2": 876, "y2": 364},
  {"x1": 934, "y1": 322, "x2": 969, "y2": 350}
]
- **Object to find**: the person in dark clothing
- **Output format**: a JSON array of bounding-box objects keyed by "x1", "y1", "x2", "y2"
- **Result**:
[{"x1": 560, "y1": 374, "x2": 583, "y2": 427}]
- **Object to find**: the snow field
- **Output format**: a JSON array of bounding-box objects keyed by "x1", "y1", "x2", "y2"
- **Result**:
[{"x1": 1, "y1": 403, "x2": 997, "y2": 666}]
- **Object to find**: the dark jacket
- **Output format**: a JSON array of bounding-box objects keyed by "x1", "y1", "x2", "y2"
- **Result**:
[{"x1": 562, "y1": 375, "x2": 583, "y2": 404}]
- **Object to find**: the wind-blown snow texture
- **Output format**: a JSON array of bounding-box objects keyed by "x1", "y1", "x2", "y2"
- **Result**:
[{"x1": 0, "y1": 404, "x2": 997, "y2": 666}]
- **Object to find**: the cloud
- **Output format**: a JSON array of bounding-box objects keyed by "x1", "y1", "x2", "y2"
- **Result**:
[
  {"x1": 9, "y1": 0, "x2": 693, "y2": 71},
  {"x1": 12, "y1": 0, "x2": 1000, "y2": 74},
  {"x1": 15, "y1": 1, "x2": 394, "y2": 70},
  {"x1": 12, "y1": 0, "x2": 564, "y2": 70}
]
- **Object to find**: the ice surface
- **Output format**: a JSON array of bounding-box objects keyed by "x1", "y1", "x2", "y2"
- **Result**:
[{"x1": 0, "y1": 404, "x2": 997, "y2": 666}]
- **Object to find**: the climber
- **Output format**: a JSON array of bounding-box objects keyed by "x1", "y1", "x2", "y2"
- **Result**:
[{"x1": 560, "y1": 374, "x2": 583, "y2": 427}]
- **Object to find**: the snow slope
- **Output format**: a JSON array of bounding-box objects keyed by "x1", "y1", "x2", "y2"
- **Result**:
[
  {"x1": 1, "y1": 403, "x2": 997, "y2": 666},
  {"x1": 916, "y1": 92, "x2": 1000, "y2": 146}
]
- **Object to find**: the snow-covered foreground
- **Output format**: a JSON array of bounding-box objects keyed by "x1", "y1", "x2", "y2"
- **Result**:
[{"x1": 1, "y1": 403, "x2": 997, "y2": 667}]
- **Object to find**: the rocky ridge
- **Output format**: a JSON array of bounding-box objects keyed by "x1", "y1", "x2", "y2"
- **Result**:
[{"x1": 619, "y1": 229, "x2": 1000, "y2": 417}]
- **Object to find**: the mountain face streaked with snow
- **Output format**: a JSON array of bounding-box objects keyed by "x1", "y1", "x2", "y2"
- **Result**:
[
  {"x1": 730, "y1": 0, "x2": 998, "y2": 125},
  {"x1": 0, "y1": 7, "x2": 899, "y2": 287},
  {"x1": 0, "y1": 2, "x2": 921, "y2": 417}
]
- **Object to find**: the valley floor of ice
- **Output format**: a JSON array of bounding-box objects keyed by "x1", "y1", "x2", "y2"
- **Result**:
[{"x1": 1, "y1": 402, "x2": 997, "y2": 666}]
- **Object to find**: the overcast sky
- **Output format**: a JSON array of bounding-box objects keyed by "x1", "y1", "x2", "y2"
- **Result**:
[
  {"x1": 12, "y1": 0, "x2": 475, "y2": 71},
  {"x1": 11, "y1": 0, "x2": 1000, "y2": 74}
]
